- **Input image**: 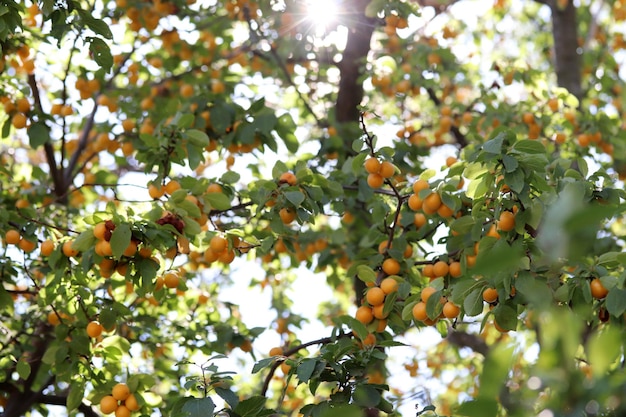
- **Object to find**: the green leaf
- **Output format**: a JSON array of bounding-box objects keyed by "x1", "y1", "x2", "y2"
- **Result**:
[
  {"x1": 78, "y1": 9, "x2": 113, "y2": 39},
  {"x1": 221, "y1": 171, "x2": 240, "y2": 184},
  {"x1": 456, "y1": 398, "x2": 499, "y2": 417},
  {"x1": 110, "y1": 223, "x2": 131, "y2": 259},
  {"x1": 233, "y1": 396, "x2": 269, "y2": 417},
  {"x1": 493, "y1": 304, "x2": 517, "y2": 331},
  {"x1": 67, "y1": 381, "x2": 85, "y2": 412},
  {"x1": 352, "y1": 385, "x2": 380, "y2": 408},
  {"x1": 252, "y1": 357, "x2": 276, "y2": 374},
  {"x1": 482, "y1": 134, "x2": 504, "y2": 154},
  {"x1": 276, "y1": 113, "x2": 299, "y2": 153},
  {"x1": 284, "y1": 190, "x2": 305, "y2": 207},
  {"x1": 215, "y1": 387, "x2": 239, "y2": 409},
  {"x1": 28, "y1": 122, "x2": 50, "y2": 148},
  {"x1": 479, "y1": 343, "x2": 515, "y2": 399},
  {"x1": 296, "y1": 358, "x2": 317, "y2": 383},
  {"x1": 356, "y1": 265, "x2": 376, "y2": 283},
  {"x1": 587, "y1": 326, "x2": 622, "y2": 377},
  {"x1": 205, "y1": 192, "x2": 232, "y2": 211},
  {"x1": 185, "y1": 129, "x2": 209, "y2": 147},
  {"x1": 16, "y1": 358, "x2": 31, "y2": 380},
  {"x1": 463, "y1": 287, "x2": 484, "y2": 316},
  {"x1": 181, "y1": 397, "x2": 216, "y2": 417},
  {"x1": 605, "y1": 288, "x2": 626, "y2": 317},
  {"x1": 88, "y1": 37, "x2": 112, "y2": 71},
  {"x1": 71, "y1": 231, "x2": 96, "y2": 252},
  {"x1": 319, "y1": 404, "x2": 363, "y2": 417},
  {"x1": 512, "y1": 139, "x2": 546, "y2": 154}
]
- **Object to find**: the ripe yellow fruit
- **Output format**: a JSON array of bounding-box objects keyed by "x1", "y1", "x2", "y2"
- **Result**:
[
  {"x1": 482, "y1": 287, "x2": 498, "y2": 303},
  {"x1": 210, "y1": 235, "x2": 228, "y2": 253},
  {"x1": 112, "y1": 383, "x2": 131, "y2": 401},
  {"x1": 382, "y1": 258, "x2": 401, "y2": 275},
  {"x1": 407, "y1": 194, "x2": 423, "y2": 211},
  {"x1": 148, "y1": 183, "x2": 164, "y2": 199},
  {"x1": 420, "y1": 286, "x2": 437, "y2": 303},
  {"x1": 412, "y1": 179, "x2": 429, "y2": 194},
  {"x1": 12, "y1": 112, "x2": 27, "y2": 129},
  {"x1": 364, "y1": 157, "x2": 381, "y2": 174},
  {"x1": 355, "y1": 305, "x2": 374, "y2": 324},
  {"x1": 590, "y1": 278, "x2": 609, "y2": 299},
  {"x1": 380, "y1": 277, "x2": 398, "y2": 294},
  {"x1": 269, "y1": 346, "x2": 284, "y2": 356},
  {"x1": 497, "y1": 211, "x2": 516, "y2": 232},
  {"x1": 279, "y1": 171, "x2": 297, "y2": 186},
  {"x1": 115, "y1": 405, "x2": 131, "y2": 417},
  {"x1": 412, "y1": 302, "x2": 427, "y2": 321},
  {"x1": 372, "y1": 304, "x2": 388, "y2": 319},
  {"x1": 449, "y1": 261, "x2": 462, "y2": 278},
  {"x1": 164, "y1": 179, "x2": 181, "y2": 195},
  {"x1": 93, "y1": 222, "x2": 108, "y2": 240},
  {"x1": 422, "y1": 193, "x2": 442, "y2": 215},
  {"x1": 279, "y1": 207, "x2": 296, "y2": 224},
  {"x1": 87, "y1": 321, "x2": 104, "y2": 338},
  {"x1": 100, "y1": 395, "x2": 118, "y2": 414},
  {"x1": 124, "y1": 393, "x2": 140, "y2": 411},
  {"x1": 442, "y1": 301, "x2": 460, "y2": 319},
  {"x1": 432, "y1": 261, "x2": 449, "y2": 278},
  {"x1": 378, "y1": 161, "x2": 395, "y2": 178},
  {"x1": 62, "y1": 240, "x2": 79, "y2": 257},
  {"x1": 367, "y1": 173, "x2": 384, "y2": 188},
  {"x1": 40, "y1": 239, "x2": 55, "y2": 256},
  {"x1": 5, "y1": 230, "x2": 21, "y2": 245},
  {"x1": 19, "y1": 238, "x2": 37, "y2": 253},
  {"x1": 163, "y1": 272, "x2": 180, "y2": 289},
  {"x1": 365, "y1": 287, "x2": 385, "y2": 306}
]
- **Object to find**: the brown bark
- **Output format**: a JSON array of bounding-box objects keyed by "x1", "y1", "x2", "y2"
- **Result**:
[
  {"x1": 335, "y1": 0, "x2": 376, "y2": 124},
  {"x1": 547, "y1": 0, "x2": 583, "y2": 99}
]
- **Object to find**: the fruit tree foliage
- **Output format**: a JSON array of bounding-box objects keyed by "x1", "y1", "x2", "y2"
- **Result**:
[{"x1": 1, "y1": 0, "x2": 626, "y2": 417}]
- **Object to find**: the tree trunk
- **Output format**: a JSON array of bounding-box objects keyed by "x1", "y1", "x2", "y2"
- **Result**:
[{"x1": 549, "y1": 0, "x2": 582, "y2": 99}]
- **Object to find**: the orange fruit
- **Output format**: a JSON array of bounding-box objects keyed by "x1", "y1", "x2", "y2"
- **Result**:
[
  {"x1": 361, "y1": 333, "x2": 377, "y2": 346},
  {"x1": 210, "y1": 235, "x2": 228, "y2": 253},
  {"x1": 445, "y1": 156, "x2": 457, "y2": 167},
  {"x1": 414, "y1": 213, "x2": 427, "y2": 228},
  {"x1": 372, "y1": 304, "x2": 388, "y2": 319},
  {"x1": 62, "y1": 240, "x2": 79, "y2": 257},
  {"x1": 420, "y1": 286, "x2": 437, "y2": 303},
  {"x1": 408, "y1": 194, "x2": 423, "y2": 211},
  {"x1": 269, "y1": 346, "x2": 284, "y2": 356},
  {"x1": 442, "y1": 301, "x2": 460, "y2": 319},
  {"x1": 422, "y1": 264, "x2": 435, "y2": 279},
  {"x1": 18, "y1": 238, "x2": 37, "y2": 253},
  {"x1": 590, "y1": 278, "x2": 608, "y2": 299},
  {"x1": 367, "y1": 173, "x2": 384, "y2": 188},
  {"x1": 5, "y1": 230, "x2": 21, "y2": 245},
  {"x1": 382, "y1": 258, "x2": 401, "y2": 275},
  {"x1": 497, "y1": 211, "x2": 516, "y2": 232},
  {"x1": 163, "y1": 272, "x2": 180, "y2": 289},
  {"x1": 279, "y1": 207, "x2": 296, "y2": 224},
  {"x1": 482, "y1": 287, "x2": 498, "y2": 303},
  {"x1": 486, "y1": 224, "x2": 500, "y2": 239},
  {"x1": 115, "y1": 405, "x2": 131, "y2": 417},
  {"x1": 432, "y1": 260, "x2": 449, "y2": 277},
  {"x1": 47, "y1": 311, "x2": 61, "y2": 326},
  {"x1": 100, "y1": 395, "x2": 118, "y2": 414},
  {"x1": 375, "y1": 319, "x2": 388, "y2": 332},
  {"x1": 422, "y1": 192, "x2": 442, "y2": 214},
  {"x1": 379, "y1": 161, "x2": 395, "y2": 178},
  {"x1": 87, "y1": 321, "x2": 103, "y2": 338},
  {"x1": 112, "y1": 383, "x2": 130, "y2": 401},
  {"x1": 380, "y1": 277, "x2": 398, "y2": 294},
  {"x1": 12, "y1": 112, "x2": 27, "y2": 129},
  {"x1": 207, "y1": 183, "x2": 223, "y2": 193},
  {"x1": 412, "y1": 179, "x2": 429, "y2": 193},
  {"x1": 280, "y1": 361, "x2": 291, "y2": 374},
  {"x1": 355, "y1": 305, "x2": 374, "y2": 324},
  {"x1": 279, "y1": 171, "x2": 297, "y2": 186},
  {"x1": 412, "y1": 302, "x2": 427, "y2": 321},
  {"x1": 124, "y1": 394, "x2": 140, "y2": 411},
  {"x1": 437, "y1": 204, "x2": 455, "y2": 218},
  {"x1": 93, "y1": 222, "x2": 108, "y2": 240},
  {"x1": 449, "y1": 261, "x2": 462, "y2": 278},
  {"x1": 366, "y1": 287, "x2": 385, "y2": 306},
  {"x1": 164, "y1": 179, "x2": 181, "y2": 195},
  {"x1": 123, "y1": 240, "x2": 138, "y2": 257},
  {"x1": 148, "y1": 183, "x2": 164, "y2": 199},
  {"x1": 364, "y1": 157, "x2": 381, "y2": 174},
  {"x1": 40, "y1": 239, "x2": 55, "y2": 256}
]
